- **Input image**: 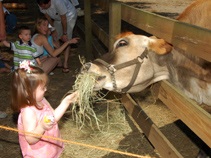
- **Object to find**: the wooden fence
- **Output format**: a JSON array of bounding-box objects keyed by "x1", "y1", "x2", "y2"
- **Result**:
[{"x1": 80, "y1": 0, "x2": 211, "y2": 157}]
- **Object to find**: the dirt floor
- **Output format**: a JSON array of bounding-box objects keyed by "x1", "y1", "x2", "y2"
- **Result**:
[{"x1": 0, "y1": 0, "x2": 210, "y2": 158}]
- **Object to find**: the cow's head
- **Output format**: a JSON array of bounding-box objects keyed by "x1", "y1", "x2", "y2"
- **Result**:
[{"x1": 82, "y1": 33, "x2": 172, "y2": 93}]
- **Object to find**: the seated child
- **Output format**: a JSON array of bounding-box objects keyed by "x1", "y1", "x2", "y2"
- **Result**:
[{"x1": 2, "y1": 25, "x2": 42, "y2": 69}]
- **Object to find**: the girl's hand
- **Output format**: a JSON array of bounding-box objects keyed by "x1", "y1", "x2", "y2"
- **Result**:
[
  {"x1": 62, "y1": 91, "x2": 78, "y2": 105},
  {"x1": 41, "y1": 116, "x2": 55, "y2": 131},
  {"x1": 61, "y1": 34, "x2": 68, "y2": 42},
  {"x1": 69, "y1": 37, "x2": 80, "y2": 44}
]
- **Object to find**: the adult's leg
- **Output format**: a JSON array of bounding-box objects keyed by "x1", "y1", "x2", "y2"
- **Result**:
[
  {"x1": 62, "y1": 46, "x2": 70, "y2": 72},
  {"x1": 40, "y1": 56, "x2": 60, "y2": 74},
  {"x1": 54, "y1": 17, "x2": 77, "y2": 72},
  {"x1": 54, "y1": 21, "x2": 69, "y2": 71},
  {"x1": 62, "y1": 17, "x2": 77, "y2": 71}
]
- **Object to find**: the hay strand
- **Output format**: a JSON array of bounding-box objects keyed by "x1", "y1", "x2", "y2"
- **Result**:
[{"x1": 71, "y1": 72, "x2": 104, "y2": 130}]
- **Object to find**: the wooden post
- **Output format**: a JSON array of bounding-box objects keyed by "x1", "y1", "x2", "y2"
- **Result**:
[
  {"x1": 109, "y1": 0, "x2": 121, "y2": 51},
  {"x1": 84, "y1": 0, "x2": 94, "y2": 61}
]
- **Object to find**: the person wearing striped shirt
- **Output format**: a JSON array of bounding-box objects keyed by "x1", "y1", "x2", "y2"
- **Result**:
[{"x1": 2, "y1": 25, "x2": 42, "y2": 69}]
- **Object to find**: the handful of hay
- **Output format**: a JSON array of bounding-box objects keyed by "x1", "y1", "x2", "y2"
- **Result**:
[{"x1": 71, "y1": 72, "x2": 105, "y2": 130}]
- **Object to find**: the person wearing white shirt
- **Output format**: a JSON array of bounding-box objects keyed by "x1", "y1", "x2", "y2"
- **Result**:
[{"x1": 37, "y1": 0, "x2": 78, "y2": 73}]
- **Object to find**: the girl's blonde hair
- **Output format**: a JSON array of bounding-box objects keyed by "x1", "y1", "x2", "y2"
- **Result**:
[
  {"x1": 11, "y1": 66, "x2": 48, "y2": 112},
  {"x1": 33, "y1": 16, "x2": 48, "y2": 35}
]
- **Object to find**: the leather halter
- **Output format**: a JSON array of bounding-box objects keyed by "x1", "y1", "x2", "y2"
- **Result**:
[{"x1": 94, "y1": 48, "x2": 148, "y2": 93}]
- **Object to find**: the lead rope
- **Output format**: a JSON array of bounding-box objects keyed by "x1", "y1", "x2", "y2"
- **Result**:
[{"x1": 0, "y1": 125, "x2": 149, "y2": 158}]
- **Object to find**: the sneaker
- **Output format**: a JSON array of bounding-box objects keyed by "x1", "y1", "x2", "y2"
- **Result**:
[
  {"x1": 0, "y1": 111, "x2": 7, "y2": 119},
  {"x1": 77, "y1": 8, "x2": 84, "y2": 17},
  {"x1": 49, "y1": 72, "x2": 54, "y2": 75}
]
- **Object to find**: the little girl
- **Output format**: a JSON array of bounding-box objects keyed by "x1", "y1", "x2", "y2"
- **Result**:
[{"x1": 11, "y1": 60, "x2": 78, "y2": 158}]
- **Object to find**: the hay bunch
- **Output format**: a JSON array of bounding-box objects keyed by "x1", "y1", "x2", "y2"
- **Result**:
[
  {"x1": 71, "y1": 72, "x2": 105, "y2": 130},
  {"x1": 60, "y1": 101, "x2": 155, "y2": 158},
  {"x1": 60, "y1": 102, "x2": 130, "y2": 158}
]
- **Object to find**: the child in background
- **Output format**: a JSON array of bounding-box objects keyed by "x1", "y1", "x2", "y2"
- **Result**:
[
  {"x1": 11, "y1": 60, "x2": 78, "y2": 158},
  {"x1": 2, "y1": 26, "x2": 42, "y2": 70}
]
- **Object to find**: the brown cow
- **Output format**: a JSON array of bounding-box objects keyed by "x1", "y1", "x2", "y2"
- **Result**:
[
  {"x1": 82, "y1": 0, "x2": 211, "y2": 106},
  {"x1": 84, "y1": 33, "x2": 211, "y2": 105},
  {"x1": 177, "y1": 0, "x2": 211, "y2": 30}
]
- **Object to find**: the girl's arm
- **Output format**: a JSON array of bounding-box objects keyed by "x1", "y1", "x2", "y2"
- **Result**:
[
  {"x1": 54, "y1": 91, "x2": 78, "y2": 122},
  {"x1": 35, "y1": 58, "x2": 42, "y2": 67},
  {"x1": 33, "y1": 34, "x2": 60, "y2": 57},
  {"x1": 44, "y1": 37, "x2": 79, "y2": 57},
  {"x1": 53, "y1": 38, "x2": 60, "y2": 49},
  {"x1": 34, "y1": 34, "x2": 79, "y2": 58},
  {"x1": 2, "y1": 40, "x2": 10, "y2": 47},
  {"x1": 21, "y1": 108, "x2": 52, "y2": 144}
]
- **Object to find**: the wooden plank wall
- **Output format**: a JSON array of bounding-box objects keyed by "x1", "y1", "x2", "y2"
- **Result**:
[
  {"x1": 121, "y1": 4, "x2": 211, "y2": 62},
  {"x1": 83, "y1": 0, "x2": 211, "y2": 156}
]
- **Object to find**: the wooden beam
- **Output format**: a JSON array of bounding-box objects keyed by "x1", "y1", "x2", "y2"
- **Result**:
[
  {"x1": 91, "y1": 0, "x2": 109, "y2": 12},
  {"x1": 3, "y1": 3, "x2": 27, "y2": 9},
  {"x1": 109, "y1": 0, "x2": 121, "y2": 51},
  {"x1": 92, "y1": 38, "x2": 107, "y2": 58},
  {"x1": 92, "y1": 20, "x2": 109, "y2": 48},
  {"x1": 157, "y1": 81, "x2": 211, "y2": 148},
  {"x1": 122, "y1": 94, "x2": 183, "y2": 158},
  {"x1": 172, "y1": 22, "x2": 211, "y2": 62},
  {"x1": 76, "y1": 19, "x2": 107, "y2": 58},
  {"x1": 84, "y1": 0, "x2": 94, "y2": 61},
  {"x1": 121, "y1": 4, "x2": 174, "y2": 42},
  {"x1": 121, "y1": 4, "x2": 211, "y2": 62}
]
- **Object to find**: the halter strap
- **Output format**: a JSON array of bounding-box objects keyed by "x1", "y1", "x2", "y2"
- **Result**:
[{"x1": 94, "y1": 48, "x2": 148, "y2": 92}]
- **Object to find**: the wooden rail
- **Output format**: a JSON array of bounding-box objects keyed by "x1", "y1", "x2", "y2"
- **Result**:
[
  {"x1": 121, "y1": 4, "x2": 211, "y2": 62},
  {"x1": 81, "y1": 0, "x2": 211, "y2": 157},
  {"x1": 157, "y1": 81, "x2": 211, "y2": 147},
  {"x1": 122, "y1": 94, "x2": 183, "y2": 158}
]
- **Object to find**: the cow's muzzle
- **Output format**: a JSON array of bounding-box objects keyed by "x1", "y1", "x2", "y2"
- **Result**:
[{"x1": 92, "y1": 48, "x2": 149, "y2": 93}]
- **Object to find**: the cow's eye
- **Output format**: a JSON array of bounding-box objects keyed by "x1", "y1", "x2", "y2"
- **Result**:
[{"x1": 116, "y1": 40, "x2": 128, "y2": 48}]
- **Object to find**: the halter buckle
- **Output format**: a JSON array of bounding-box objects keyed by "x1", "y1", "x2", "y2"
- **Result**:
[
  {"x1": 137, "y1": 56, "x2": 144, "y2": 63},
  {"x1": 107, "y1": 65, "x2": 116, "y2": 74}
]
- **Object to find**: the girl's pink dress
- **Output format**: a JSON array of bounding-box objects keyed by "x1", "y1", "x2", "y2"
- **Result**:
[{"x1": 18, "y1": 98, "x2": 64, "y2": 158}]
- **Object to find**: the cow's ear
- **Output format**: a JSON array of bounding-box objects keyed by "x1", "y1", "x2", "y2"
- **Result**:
[{"x1": 148, "y1": 37, "x2": 172, "y2": 55}]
